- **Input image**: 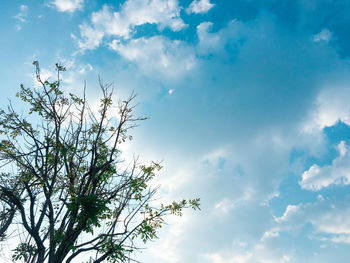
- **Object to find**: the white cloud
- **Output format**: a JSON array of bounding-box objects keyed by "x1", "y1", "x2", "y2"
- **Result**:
[
  {"x1": 14, "y1": 5, "x2": 28, "y2": 23},
  {"x1": 78, "y1": 0, "x2": 186, "y2": 50},
  {"x1": 202, "y1": 148, "x2": 227, "y2": 168},
  {"x1": 300, "y1": 141, "x2": 350, "y2": 191},
  {"x1": 271, "y1": 200, "x2": 350, "y2": 245},
  {"x1": 313, "y1": 29, "x2": 332, "y2": 42},
  {"x1": 78, "y1": 22, "x2": 105, "y2": 50},
  {"x1": 58, "y1": 58, "x2": 94, "y2": 86},
  {"x1": 300, "y1": 78, "x2": 350, "y2": 155},
  {"x1": 214, "y1": 189, "x2": 253, "y2": 214},
  {"x1": 330, "y1": 235, "x2": 350, "y2": 244},
  {"x1": 50, "y1": 0, "x2": 84, "y2": 13},
  {"x1": 205, "y1": 244, "x2": 294, "y2": 263},
  {"x1": 214, "y1": 199, "x2": 235, "y2": 213},
  {"x1": 187, "y1": 0, "x2": 214, "y2": 14},
  {"x1": 308, "y1": 84, "x2": 350, "y2": 129},
  {"x1": 109, "y1": 36, "x2": 195, "y2": 78},
  {"x1": 312, "y1": 205, "x2": 350, "y2": 236},
  {"x1": 122, "y1": 0, "x2": 185, "y2": 31},
  {"x1": 196, "y1": 20, "x2": 242, "y2": 55},
  {"x1": 261, "y1": 191, "x2": 280, "y2": 206},
  {"x1": 268, "y1": 203, "x2": 311, "y2": 234},
  {"x1": 146, "y1": 215, "x2": 189, "y2": 263},
  {"x1": 275, "y1": 204, "x2": 301, "y2": 223},
  {"x1": 14, "y1": 5, "x2": 28, "y2": 31},
  {"x1": 205, "y1": 250, "x2": 252, "y2": 263},
  {"x1": 261, "y1": 230, "x2": 279, "y2": 241},
  {"x1": 196, "y1": 22, "x2": 221, "y2": 53}
]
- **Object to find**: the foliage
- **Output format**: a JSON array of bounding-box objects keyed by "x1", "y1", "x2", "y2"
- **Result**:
[{"x1": 0, "y1": 62, "x2": 200, "y2": 263}]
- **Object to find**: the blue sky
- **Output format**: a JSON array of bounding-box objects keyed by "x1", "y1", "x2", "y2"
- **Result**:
[{"x1": 1, "y1": 0, "x2": 350, "y2": 262}]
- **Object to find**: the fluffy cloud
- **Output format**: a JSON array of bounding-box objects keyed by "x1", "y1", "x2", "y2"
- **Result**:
[
  {"x1": 313, "y1": 29, "x2": 332, "y2": 42},
  {"x1": 50, "y1": 0, "x2": 84, "y2": 13},
  {"x1": 187, "y1": 0, "x2": 214, "y2": 14},
  {"x1": 109, "y1": 36, "x2": 195, "y2": 78},
  {"x1": 273, "y1": 200, "x2": 350, "y2": 245},
  {"x1": 196, "y1": 20, "x2": 242, "y2": 55},
  {"x1": 78, "y1": 0, "x2": 185, "y2": 50},
  {"x1": 196, "y1": 22, "x2": 221, "y2": 54},
  {"x1": 300, "y1": 141, "x2": 350, "y2": 190},
  {"x1": 307, "y1": 82, "x2": 350, "y2": 130}
]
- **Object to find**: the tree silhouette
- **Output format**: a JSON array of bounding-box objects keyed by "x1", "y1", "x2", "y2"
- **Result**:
[{"x1": 0, "y1": 62, "x2": 199, "y2": 263}]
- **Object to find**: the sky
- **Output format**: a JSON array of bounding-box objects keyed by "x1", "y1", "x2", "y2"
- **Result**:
[{"x1": 1, "y1": 0, "x2": 350, "y2": 262}]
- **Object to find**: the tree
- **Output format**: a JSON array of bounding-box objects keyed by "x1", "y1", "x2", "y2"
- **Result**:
[{"x1": 0, "y1": 62, "x2": 199, "y2": 263}]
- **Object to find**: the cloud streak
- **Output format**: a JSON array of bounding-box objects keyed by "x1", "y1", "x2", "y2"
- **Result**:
[{"x1": 14, "y1": 5, "x2": 28, "y2": 31}]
